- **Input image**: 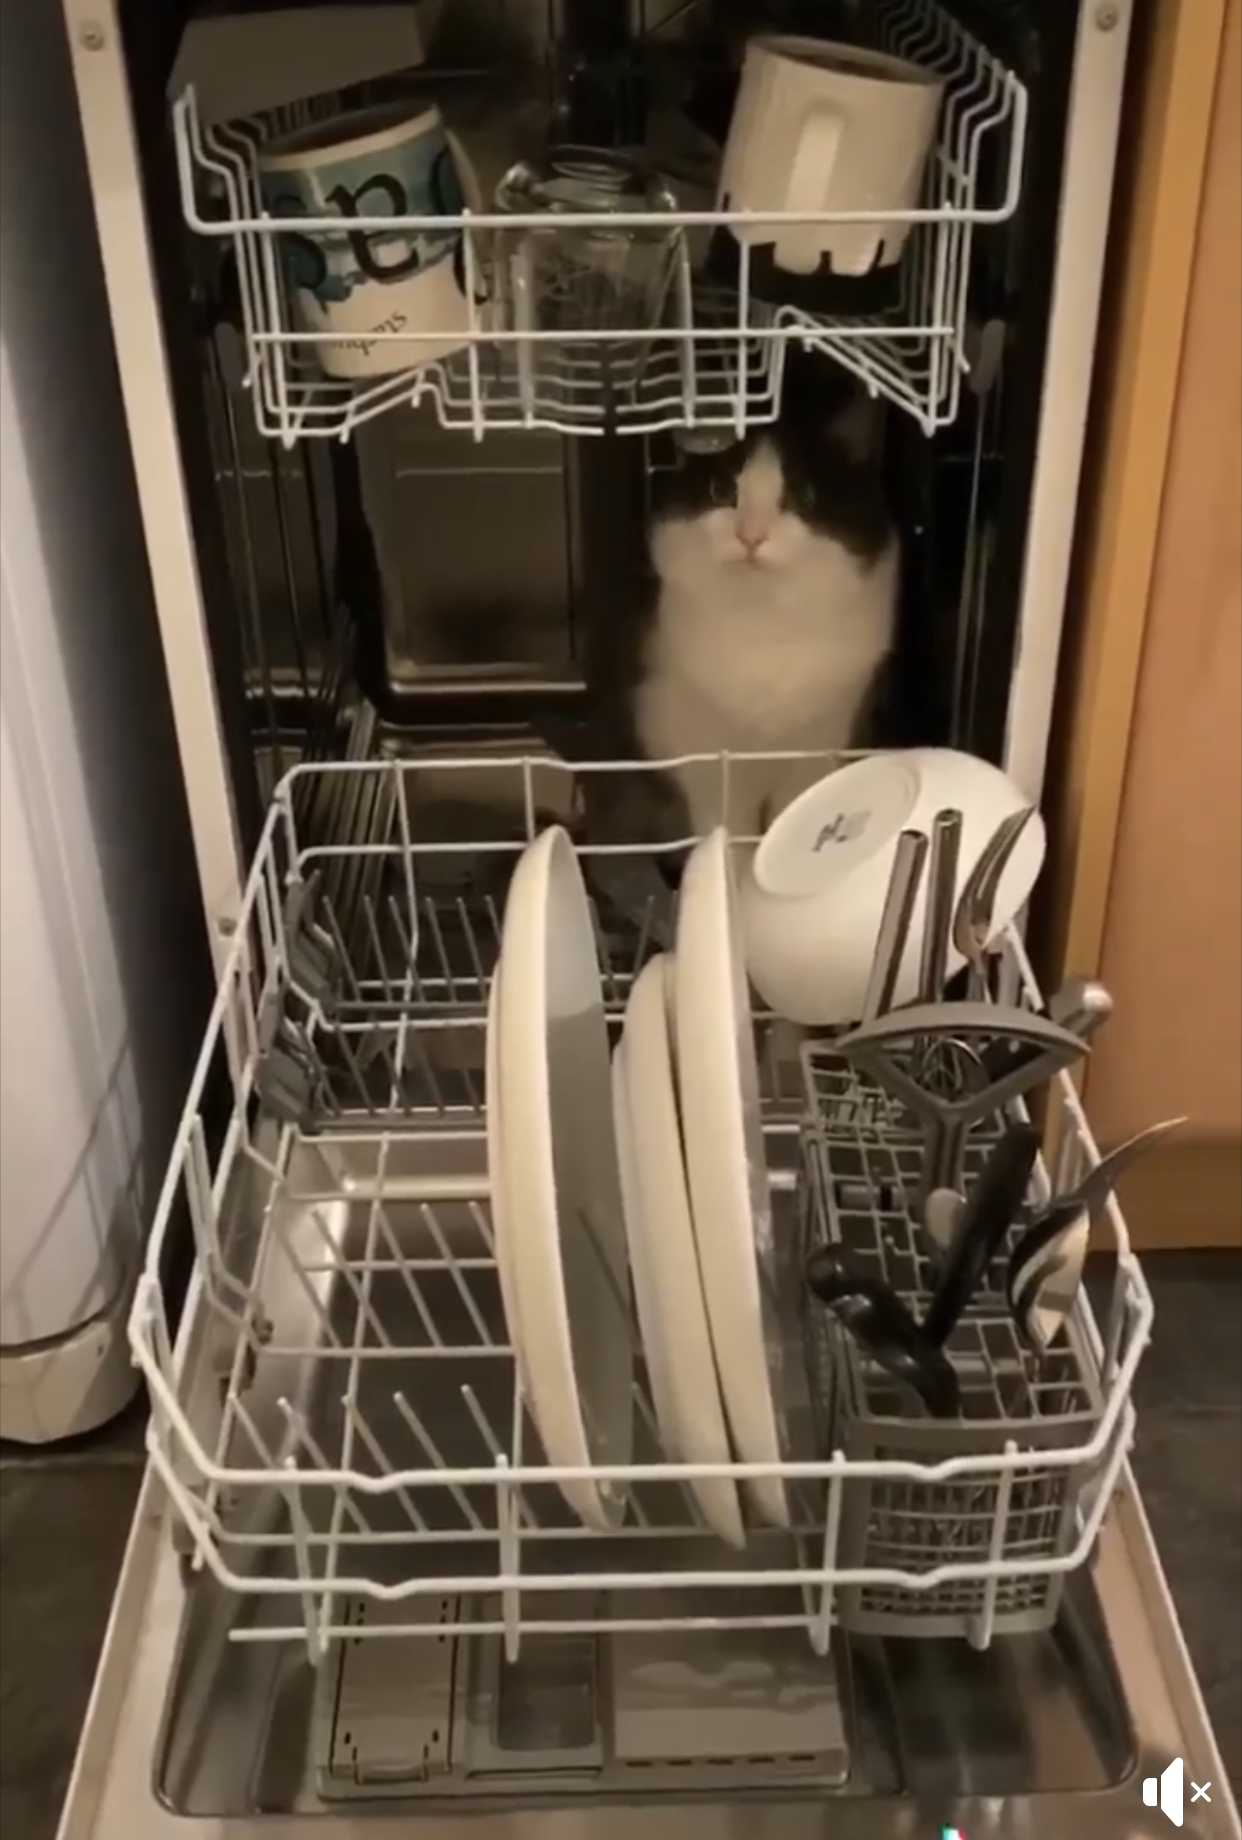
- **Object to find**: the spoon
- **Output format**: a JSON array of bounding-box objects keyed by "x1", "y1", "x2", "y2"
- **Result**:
[
  {"x1": 1007, "y1": 1200, "x2": 1088, "y2": 1352},
  {"x1": 1006, "y1": 1116, "x2": 1187, "y2": 1351},
  {"x1": 1050, "y1": 1113, "x2": 1186, "y2": 1223},
  {"x1": 805, "y1": 1246, "x2": 961, "y2": 1419},
  {"x1": 923, "y1": 1185, "x2": 965, "y2": 1263}
]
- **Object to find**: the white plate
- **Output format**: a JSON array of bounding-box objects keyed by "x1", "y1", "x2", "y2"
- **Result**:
[
  {"x1": 618, "y1": 956, "x2": 745, "y2": 1549},
  {"x1": 674, "y1": 828, "x2": 790, "y2": 1530},
  {"x1": 496, "y1": 825, "x2": 632, "y2": 1531},
  {"x1": 484, "y1": 962, "x2": 532, "y2": 1402}
]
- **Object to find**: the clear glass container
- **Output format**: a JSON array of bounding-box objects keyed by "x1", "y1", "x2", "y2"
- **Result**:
[{"x1": 494, "y1": 148, "x2": 683, "y2": 340}]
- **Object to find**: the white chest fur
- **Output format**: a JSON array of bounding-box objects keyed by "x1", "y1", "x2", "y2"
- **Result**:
[{"x1": 636, "y1": 524, "x2": 897, "y2": 835}]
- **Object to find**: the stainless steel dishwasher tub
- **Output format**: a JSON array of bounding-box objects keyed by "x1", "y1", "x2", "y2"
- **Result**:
[
  {"x1": 54, "y1": 1116, "x2": 1241, "y2": 1840},
  {"x1": 55, "y1": 1453, "x2": 1241, "y2": 1839}
]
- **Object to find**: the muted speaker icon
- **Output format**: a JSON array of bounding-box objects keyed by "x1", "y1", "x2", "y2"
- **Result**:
[{"x1": 1144, "y1": 1758, "x2": 1184, "y2": 1826}]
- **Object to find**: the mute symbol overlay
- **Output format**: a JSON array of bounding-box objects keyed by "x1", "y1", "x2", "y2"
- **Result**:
[{"x1": 1143, "y1": 1758, "x2": 1211, "y2": 1826}]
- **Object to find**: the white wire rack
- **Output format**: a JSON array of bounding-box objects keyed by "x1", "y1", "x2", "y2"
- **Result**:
[
  {"x1": 133, "y1": 752, "x2": 1151, "y2": 1667},
  {"x1": 171, "y1": 0, "x2": 1027, "y2": 444}
]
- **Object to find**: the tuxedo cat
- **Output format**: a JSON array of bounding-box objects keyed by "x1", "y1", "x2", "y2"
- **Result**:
[{"x1": 586, "y1": 361, "x2": 899, "y2": 855}]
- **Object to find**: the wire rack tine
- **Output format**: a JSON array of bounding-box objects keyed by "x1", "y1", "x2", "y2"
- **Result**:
[
  {"x1": 391, "y1": 1390, "x2": 487, "y2": 1533},
  {"x1": 341, "y1": 1397, "x2": 430, "y2": 1535},
  {"x1": 416, "y1": 1202, "x2": 494, "y2": 1345},
  {"x1": 462, "y1": 1383, "x2": 538, "y2": 1532}
]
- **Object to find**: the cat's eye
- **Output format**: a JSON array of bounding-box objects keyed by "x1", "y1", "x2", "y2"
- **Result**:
[{"x1": 709, "y1": 474, "x2": 737, "y2": 509}]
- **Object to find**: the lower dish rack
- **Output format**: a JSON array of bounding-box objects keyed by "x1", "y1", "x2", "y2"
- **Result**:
[{"x1": 135, "y1": 751, "x2": 1151, "y2": 1677}]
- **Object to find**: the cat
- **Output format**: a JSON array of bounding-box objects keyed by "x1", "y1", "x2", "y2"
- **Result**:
[{"x1": 585, "y1": 361, "x2": 899, "y2": 859}]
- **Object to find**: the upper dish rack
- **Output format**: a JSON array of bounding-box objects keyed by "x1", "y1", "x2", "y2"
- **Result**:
[
  {"x1": 134, "y1": 753, "x2": 1149, "y2": 1667},
  {"x1": 170, "y1": 0, "x2": 1027, "y2": 446}
]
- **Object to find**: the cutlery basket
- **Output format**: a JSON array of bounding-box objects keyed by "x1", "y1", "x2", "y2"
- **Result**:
[{"x1": 799, "y1": 1055, "x2": 1112, "y2": 1643}]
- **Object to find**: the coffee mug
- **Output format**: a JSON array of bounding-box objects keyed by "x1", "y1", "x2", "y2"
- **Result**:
[
  {"x1": 258, "y1": 101, "x2": 483, "y2": 381},
  {"x1": 719, "y1": 37, "x2": 944, "y2": 279}
]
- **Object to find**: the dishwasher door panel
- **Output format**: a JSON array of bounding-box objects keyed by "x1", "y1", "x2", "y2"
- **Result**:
[{"x1": 56, "y1": 1465, "x2": 1242, "y2": 1840}]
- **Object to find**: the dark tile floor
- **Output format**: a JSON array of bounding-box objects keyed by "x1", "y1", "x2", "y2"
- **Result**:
[{"x1": 1, "y1": 1255, "x2": 1238, "y2": 1840}]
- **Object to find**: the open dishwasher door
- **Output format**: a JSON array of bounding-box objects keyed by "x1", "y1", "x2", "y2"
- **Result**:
[{"x1": 56, "y1": 1336, "x2": 1240, "y2": 1839}]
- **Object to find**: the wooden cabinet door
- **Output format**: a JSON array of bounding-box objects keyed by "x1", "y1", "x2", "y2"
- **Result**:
[{"x1": 1048, "y1": 0, "x2": 1240, "y2": 1246}]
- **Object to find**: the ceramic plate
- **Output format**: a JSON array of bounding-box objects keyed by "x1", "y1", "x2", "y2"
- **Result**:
[
  {"x1": 485, "y1": 961, "x2": 533, "y2": 1402},
  {"x1": 674, "y1": 827, "x2": 790, "y2": 1529},
  {"x1": 618, "y1": 956, "x2": 745, "y2": 1548},
  {"x1": 496, "y1": 825, "x2": 632, "y2": 1530}
]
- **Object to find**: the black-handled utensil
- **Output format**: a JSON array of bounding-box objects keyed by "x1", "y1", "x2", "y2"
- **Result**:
[
  {"x1": 805, "y1": 1247, "x2": 961, "y2": 1419},
  {"x1": 922, "y1": 1122, "x2": 1042, "y2": 1347}
]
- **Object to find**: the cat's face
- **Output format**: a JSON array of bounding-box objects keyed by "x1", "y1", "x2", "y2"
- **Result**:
[
  {"x1": 650, "y1": 436, "x2": 812, "y2": 583},
  {"x1": 649, "y1": 412, "x2": 889, "y2": 592}
]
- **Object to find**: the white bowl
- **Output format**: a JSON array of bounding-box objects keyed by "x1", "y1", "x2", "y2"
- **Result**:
[{"x1": 737, "y1": 748, "x2": 1046, "y2": 1026}]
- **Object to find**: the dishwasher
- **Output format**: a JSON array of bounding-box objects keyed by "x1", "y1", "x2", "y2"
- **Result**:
[{"x1": 45, "y1": 0, "x2": 1240, "y2": 1836}]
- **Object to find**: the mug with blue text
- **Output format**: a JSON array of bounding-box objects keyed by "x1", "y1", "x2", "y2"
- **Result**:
[{"x1": 258, "y1": 102, "x2": 482, "y2": 381}]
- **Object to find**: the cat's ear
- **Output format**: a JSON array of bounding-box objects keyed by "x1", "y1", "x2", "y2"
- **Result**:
[
  {"x1": 783, "y1": 347, "x2": 884, "y2": 461},
  {"x1": 826, "y1": 386, "x2": 884, "y2": 465}
]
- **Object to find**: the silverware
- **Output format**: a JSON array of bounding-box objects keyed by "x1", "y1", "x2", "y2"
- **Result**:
[
  {"x1": 983, "y1": 974, "x2": 1113, "y2": 1081},
  {"x1": 952, "y1": 805, "x2": 1038, "y2": 999},
  {"x1": 1006, "y1": 1116, "x2": 1186, "y2": 1352},
  {"x1": 861, "y1": 828, "x2": 929, "y2": 1024},
  {"x1": 1046, "y1": 974, "x2": 1115, "y2": 1041},
  {"x1": 836, "y1": 1002, "x2": 1088, "y2": 1208},
  {"x1": 924, "y1": 1185, "x2": 965, "y2": 1262},
  {"x1": 805, "y1": 1246, "x2": 960, "y2": 1418},
  {"x1": 913, "y1": 810, "x2": 965, "y2": 1096},
  {"x1": 918, "y1": 809, "x2": 964, "y2": 1004},
  {"x1": 1008, "y1": 1202, "x2": 1088, "y2": 1354},
  {"x1": 923, "y1": 1123, "x2": 1041, "y2": 1346},
  {"x1": 1049, "y1": 1114, "x2": 1186, "y2": 1227}
]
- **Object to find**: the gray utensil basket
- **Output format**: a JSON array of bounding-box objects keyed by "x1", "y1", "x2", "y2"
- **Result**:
[{"x1": 800, "y1": 1047, "x2": 1108, "y2": 1643}]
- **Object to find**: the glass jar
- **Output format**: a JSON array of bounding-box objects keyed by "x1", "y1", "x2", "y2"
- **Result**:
[{"x1": 494, "y1": 148, "x2": 683, "y2": 341}]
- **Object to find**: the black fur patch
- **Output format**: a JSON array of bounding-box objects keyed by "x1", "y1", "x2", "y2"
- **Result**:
[{"x1": 652, "y1": 362, "x2": 894, "y2": 567}]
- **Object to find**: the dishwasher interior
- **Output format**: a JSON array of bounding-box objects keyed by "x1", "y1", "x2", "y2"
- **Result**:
[
  {"x1": 153, "y1": 1105, "x2": 1136, "y2": 1817},
  {"x1": 132, "y1": 746, "x2": 1151, "y2": 1820},
  {"x1": 72, "y1": 0, "x2": 1232, "y2": 1828},
  {"x1": 132, "y1": 0, "x2": 1085, "y2": 838}
]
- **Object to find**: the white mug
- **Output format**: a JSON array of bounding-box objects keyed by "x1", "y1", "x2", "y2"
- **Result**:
[
  {"x1": 719, "y1": 37, "x2": 944, "y2": 278},
  {"x1": 258, "y1": 101, "x2": 483, "y2": 381}
]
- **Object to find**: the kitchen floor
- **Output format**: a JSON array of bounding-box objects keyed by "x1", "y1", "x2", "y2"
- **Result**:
[{"x1": 1, "y1": 1252, "x2": 1238, "y2": 1840}]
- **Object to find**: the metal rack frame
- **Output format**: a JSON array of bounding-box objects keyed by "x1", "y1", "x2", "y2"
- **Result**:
[
  {"x1": 133, "y1": 752, "x2": 1150, "y2": 1667},
  {"x1": 170, "y1": 0, "x2": 1028, "y2": 444}
]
